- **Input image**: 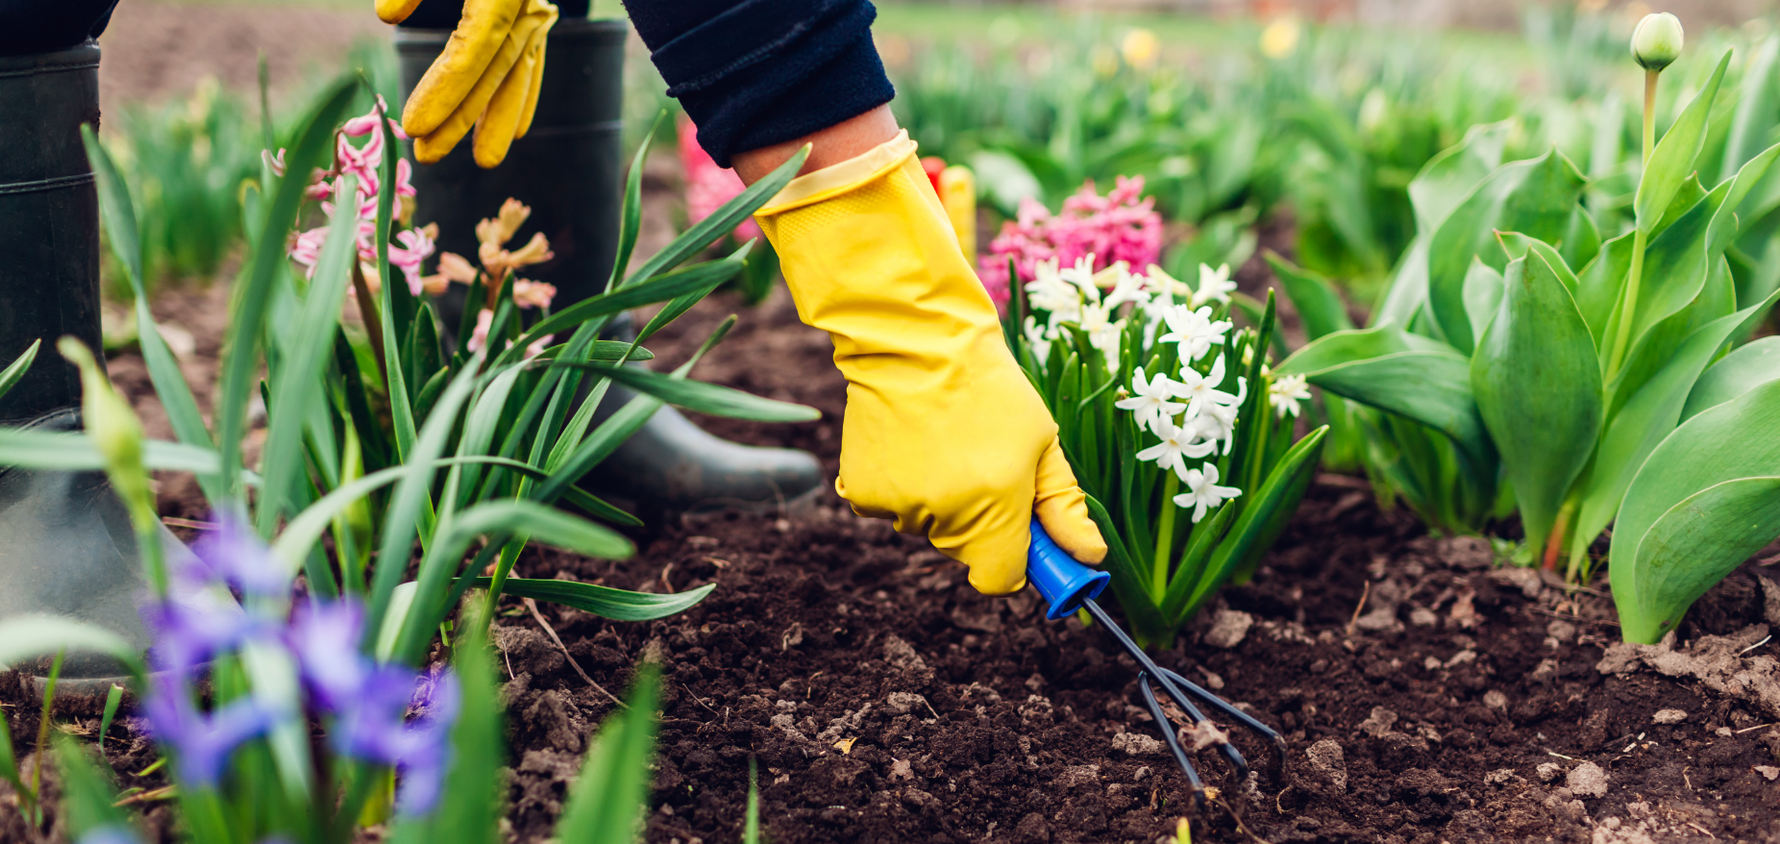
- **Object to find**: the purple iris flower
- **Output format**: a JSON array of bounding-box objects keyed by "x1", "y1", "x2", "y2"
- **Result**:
[
  {"x1": 189, "y1": 513, "x2": 290, "y2": 599},
  {"x1": 141, "y1": 597, "x2": 263, "y2": 682},
  {"x1": 285, "y1": 598, "x2": 371, "y2": 712},
  {"x1": 75, "y1": 826, "x2": 142, "y2": 844},
  {"x1": 140, "y1": 675, "x2": 277, "y2": 789},
  {"x1": 332, "y1": 665, "x2": 461, "y2": 815}
]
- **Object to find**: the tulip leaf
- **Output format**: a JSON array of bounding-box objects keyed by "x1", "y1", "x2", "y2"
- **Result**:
[
  {"x1": 1426, "y1": 150, "x2": 1588, "y2": 355},
  {"x1": 1471, "y1": 252, "x2": 1601, "y2": 553},
  {"x1": 1460, "y1": 258, "x2": 1504, "y2": 348},
  {"x1": 1635, "y1": 52, "x2": 1731, "y2": 233},
  {"x1": 1573, "y1": 232, "x2": 1635, "y2": 349},
  {"x1": 1572, "y1": 288, "x2": 1780, "y2": 559},
  {"x1": 1277, "y1": 326, "x2": 1491, "y2": 466},
  {"x1": 1265, "y1": 252, "x2": 1352, "y2": 341},
  {"x1": 1610, "y1": 378, "x2": 1780, "y2": 642},
  {"x1": 1723, "y1": 38, "x2": 1780, "y2": 180},
  {"x1": 1682, "y1": 335, "x2": 1780, "y2": 421}
]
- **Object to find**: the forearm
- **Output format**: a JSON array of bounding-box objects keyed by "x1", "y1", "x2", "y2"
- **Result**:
[{"x1": 620, "y1": 0, "x2": 895, "y2": 169}]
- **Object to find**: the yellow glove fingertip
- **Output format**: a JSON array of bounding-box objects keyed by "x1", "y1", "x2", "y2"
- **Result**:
[
  {"x1": 376, "y1": 0, "x2": 424, "y2": 24},
  {"x1": 1034, "y1": 439, "x2": 1107, "y2": 565}
]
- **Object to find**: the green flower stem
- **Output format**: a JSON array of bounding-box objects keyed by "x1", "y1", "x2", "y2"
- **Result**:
[
  {"x1": 1152, "y1": 471, "x2": 1180, "y2": 597},
  {"x1": 1607, "y1": 69, "x2": 1662, "y2": 381}
]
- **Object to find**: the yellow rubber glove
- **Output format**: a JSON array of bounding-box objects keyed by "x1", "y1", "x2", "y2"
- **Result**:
[
  {"x1": 753, "y1": 131, "x2": 1107, "y2": 595},
  {"x1": 394, "y1": 0, "x2": 557, "y2": 167}
]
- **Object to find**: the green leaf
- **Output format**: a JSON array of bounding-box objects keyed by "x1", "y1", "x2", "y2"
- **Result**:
[
  {"x1": 636, "y1": 241, "x2": 756, "y2": 344},
  {"x1": 216, "y1": 77, "x2": 359, "y2": 504},
  {"x1": 0, "y1": 429, "x2": 237, "y2": 478},
  {"x1": 1426, "y1": 150, "x2": 1588, "y2": 354},
  {"x1": 1180, "y1": 426, "x2": 1328, "y2": 619},
  {"x1": 1722, "y1": 38, "x2": 1780, "y2": 180},
  {"x1": 1682, "y1": 335, "x2": 1780, "y2": 420},
  {"x1": 1276, "y1": 326, "x2": 1492, "y2": 466},
  {"x1": 443, "y1": 500, "x2": 634, "y2": 561},
  {"x1": 1619, "y1": 477, "x2": 1780, "y2": 642},
  {"x1": 1460, "y1": 258, "x2": 1504, "y2": 349},
  {"x1": 1611, "y1": 378, "x2": 1780, "y2": 642},
  {"x1": 81, "y1": 127, "x2": 215, "y2": 500},
  {"x1": 554, "y1": 665, "x2": 661, "y2": 844},
  {"x1": 0, "y1": 340, "x2": 40, "y2": 403},
  {"x1": 1264, "y1": 252, "x2": 1352, "y2": 341},
  {"x1": 52, "y1": 734, "x2": 131, "y2": 841},
  {"x1": 366, "y1": 362, "x2": 482, "y2": 645},
  {"x1": 1082, "y1": 494, "x2": 1170, "y2": 645},
  {"x1": 561, "y1": 362, "x2": 819, "y2": 423},
  {"x1": 1572, "y1": 289, "x2": 1780, "y2": 561},
  {"x1": 390, "y1": 611, "x2": 502, "y2": 844},
  {"x1": 1471, "y1": 252, "x2": 1601, "y2": 553},
  {"x1": 504, "y1": 255, "x2": 746, "y2": 366},
  {"x1": 625, "y1": 147, "x2": 808, "y2": 285},
  {"x1": 256, "y1": 174, "x2": 360, "y2": 535},
  {"x1": 464, "y1": 578, "x2": 715, "y2": 622},
  {"x1": 1636, "y1": 52, "x2": 1731, "y2": 232},
  {"x1": 0, "y1": 616, "x2": 144, "y2": 681},
  {"x1": 608, "y1": 117, "x2": 657, "y2": 292},
  {"x1": 1573, "y1": 232, "x2": 1635, "y2": 348}
]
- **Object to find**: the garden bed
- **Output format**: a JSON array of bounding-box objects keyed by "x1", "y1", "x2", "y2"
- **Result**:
[{"x1": 7, "y1": 276, "x2": 1775, "y2": 844}]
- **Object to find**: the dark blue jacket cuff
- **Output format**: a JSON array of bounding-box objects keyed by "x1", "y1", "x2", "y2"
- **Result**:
[{"x1": 624, "y1": 0, "x2": 894, "y2": 168}]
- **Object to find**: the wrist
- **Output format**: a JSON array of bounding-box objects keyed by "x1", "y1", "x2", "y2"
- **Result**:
[{"x1": 732, "y1": 105, "x2": 901, "y2": 186}]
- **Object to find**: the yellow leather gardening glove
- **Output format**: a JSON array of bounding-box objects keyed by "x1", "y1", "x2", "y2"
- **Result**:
[
  {"x1": 387, "y1": 0, "x2": 558, "y2": 168},
  {"x1": 753, "y1": 131, "x2": 1107, "y2": 595}
]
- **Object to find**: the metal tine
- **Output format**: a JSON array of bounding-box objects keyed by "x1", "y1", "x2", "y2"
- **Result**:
[
  {"x1": 1156, "y1": 666, "x2": 1289, "y2": 776},
  {"x1": 1149, "y1": 666, "x2": 1251, "y2": 782},
  {"x1": 1082, "y1": 599, "x2": 1290, "y2": 783},
  {"x1": 1136, "y1": 670, "x2": 1207, "y2": 804}
]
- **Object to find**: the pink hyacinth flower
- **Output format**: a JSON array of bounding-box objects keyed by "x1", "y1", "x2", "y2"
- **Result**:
[
  {"x1": 389, "y1": 227, "x2": 437, "y2": 297},
  {"x1": 678, "y1": 117, "x2": 763, "y2": 242},
  {"x1": 979, "y1": 175, "x2": 1161, "y2": 309}
]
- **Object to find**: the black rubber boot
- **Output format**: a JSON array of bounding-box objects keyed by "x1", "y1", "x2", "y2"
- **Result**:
[
  {"x1": 0, "y1": 42, "x2": 158, "y2": 680},
  {"x1": 397, "y1": 17, "x2": 823, "y2": 513}
]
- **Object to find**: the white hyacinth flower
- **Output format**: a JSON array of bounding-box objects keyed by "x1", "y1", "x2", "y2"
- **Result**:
[
  {"x1": 1157, "y1": 304, "x2": 1232, "y2": 362},
  {"x1": 1059, "y1": 255, "x2": 1103, "y2": 301},
  {"x1": 1115, "y1": 367, "x2": 1187, "y2": 434},
  {"x1": 1171, "y1": 354, "x2": 1242, "y2": 420},
  {"x1": 1078, "y1": 302, "x2": 1126, "y2": 368},
  {"x1": 1022, "y1": 315, "x2": 1054, "y2": 361},
  {"x1": 1136, "y1": 415, "x2": 1217, "y2": 478},
  {"x1": 1025, "y1": 257, "x2": 1081, "y2": 322},
  {"x1": 1192, "y1": 397, "x2": 1241, "y2": 455},
  {"x1": 1173, "y1": 464, "x2": 1243, "y2": 523},
  {"x1": 1191, "y1": 263, "x2": 1237, "y2": 308},
  {"x1": 1142, "y1": 263, "x2": 1193, "y2": 306},
  {"x1": 1101, "y1": 262, "x2": 1152, "y2": 312},
  {"x1": 1269, "y1": 373, "x2": 1312, "y2": 419}
]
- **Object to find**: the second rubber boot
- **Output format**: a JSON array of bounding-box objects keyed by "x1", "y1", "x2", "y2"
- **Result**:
[
  {"x1": 395, "y1": 10, "x2": 822, "y2": 513},
  {"x1": 0, "y1": 42, "x2": 186, "y2": 681}
]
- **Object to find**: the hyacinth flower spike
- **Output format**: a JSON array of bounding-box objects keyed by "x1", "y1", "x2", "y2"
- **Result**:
[{"x1": 1025, "y1": 519, "x2": 1285, "y2": 801}]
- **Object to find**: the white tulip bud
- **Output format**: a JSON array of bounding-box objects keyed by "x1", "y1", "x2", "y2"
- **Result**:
[{"x1": 1631, "y1": 13, "x2": 1684, "y2": 72}]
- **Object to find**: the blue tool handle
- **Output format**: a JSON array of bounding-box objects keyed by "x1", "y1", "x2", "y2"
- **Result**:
[{"x1": 1027, "y1": 518, "x2": 1111, "y2": 620}]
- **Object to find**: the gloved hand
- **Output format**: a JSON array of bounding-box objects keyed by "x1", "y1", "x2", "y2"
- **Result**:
[
  {"x1": 753, "y1": 131, "x2": 1107, "y2": 595},
  {"x1": 385, "y1": 0, "x2": 558, "y2": 168}
]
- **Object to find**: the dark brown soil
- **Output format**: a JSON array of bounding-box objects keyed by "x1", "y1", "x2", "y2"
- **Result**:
[{"x1": 6, "y1": 200, "x2": 1780, "y2": 844}]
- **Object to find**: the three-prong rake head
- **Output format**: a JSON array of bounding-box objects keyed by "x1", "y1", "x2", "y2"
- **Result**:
[{"x1": 1027, "y1": 520, "x2": 1285, "y2": 804}]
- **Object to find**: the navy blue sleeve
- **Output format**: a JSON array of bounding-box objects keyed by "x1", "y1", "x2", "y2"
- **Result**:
[
  {"x1": 0, "y1": 0, "x2": 118, "y2": 56},
  {"x1": 622, "y1": 0, "x2": 895, "y2": 168}
]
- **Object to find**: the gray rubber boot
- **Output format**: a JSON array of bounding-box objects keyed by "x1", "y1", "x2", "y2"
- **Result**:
[
  {"x1": 397, "y1": 19, "x2": 823, "y2": 513},
  {"x1": 0, "y1": 42, "x2": 180, "y2": 681}
]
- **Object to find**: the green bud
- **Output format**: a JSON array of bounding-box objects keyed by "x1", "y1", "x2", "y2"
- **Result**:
[
  {"x1": 57, "y1": 337, "x2": 150, "y2": 512},
  {"x1": 1631, "y1": 13, "x2": 1684, "y2": 72}
]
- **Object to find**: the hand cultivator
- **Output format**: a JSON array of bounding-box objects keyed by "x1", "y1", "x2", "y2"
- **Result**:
[{"x1": 1027, "y1": 520, "x2": 1286, "y2": 801}]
